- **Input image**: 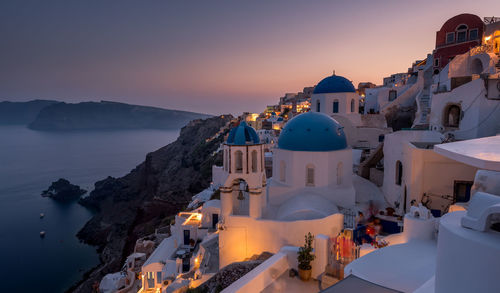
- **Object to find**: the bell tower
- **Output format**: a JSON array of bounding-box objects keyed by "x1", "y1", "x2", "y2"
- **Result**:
[{"x1": 220, "y1": 121, "x2": 266, "y2": 219}]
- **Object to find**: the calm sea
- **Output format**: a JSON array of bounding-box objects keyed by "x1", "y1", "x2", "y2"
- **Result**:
[{"x1": 0, "y1": 125, "x2": 179, "y2": 292}]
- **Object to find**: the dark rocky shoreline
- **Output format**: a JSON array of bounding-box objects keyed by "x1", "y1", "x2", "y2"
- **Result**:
[
  {"x1": 42, "y1": 178, "x2": 87, "y2": 201},
  {"x1": 70, "y1": 115, "x2": 232, "y2": 292}
]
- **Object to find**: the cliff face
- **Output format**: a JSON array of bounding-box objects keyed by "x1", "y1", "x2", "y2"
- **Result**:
[
  {"x1": 72, "y1": 115, "x2": 232, "y2": 293},
  {"x1": 29, "y1": 100, "x2": 212, "y2": 131},
  {"x1": 0, "y1": 100, "x2": 57, "y2": 125}
]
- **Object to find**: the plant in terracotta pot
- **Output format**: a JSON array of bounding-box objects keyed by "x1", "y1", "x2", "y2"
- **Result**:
[{"x1": 297, "y1": 232, "x2": 315, "y2": 281}]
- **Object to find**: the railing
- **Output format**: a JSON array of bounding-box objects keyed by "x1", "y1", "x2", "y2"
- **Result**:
[
  {"x1": 342, "y1": 209, "x2": 356, "y2": 229},
  {"x1": 470, "y1": 44, "x2": 493, "y2": 56}
]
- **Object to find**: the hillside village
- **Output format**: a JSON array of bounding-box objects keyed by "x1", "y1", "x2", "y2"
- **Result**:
[{"x1": 97, "y1": 14, "x2": 500, "y2": 293}]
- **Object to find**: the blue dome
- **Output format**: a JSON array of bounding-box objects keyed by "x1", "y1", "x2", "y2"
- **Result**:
[
  {"x1": 226, "y1": 121, "x2": 260, "y2": 145},
  {"x1": 278, "y1": 112, "x2": 347, "y2": 151},
  {"x1": 313, "y1": 74, "x2": 356, "y2": 94}
]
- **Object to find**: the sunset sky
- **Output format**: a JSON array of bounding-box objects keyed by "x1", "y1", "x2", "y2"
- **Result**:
[{"x1": 1, "y1": 0, "x2": 499, "y2": 115}]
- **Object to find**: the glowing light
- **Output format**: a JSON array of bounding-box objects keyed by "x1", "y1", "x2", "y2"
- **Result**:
[
  {"x1": 485, "y1": 35, "x2": 492, "y2": 41},
  {"x1": 180, "y1": 212, "x2": 203, "y2": 226}
]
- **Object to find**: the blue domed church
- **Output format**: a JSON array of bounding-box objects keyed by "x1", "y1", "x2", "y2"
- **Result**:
[
  {"x1": 219, "y1": 114, "x2": 355, "y2": 269},
  {"x1": 311, "y1": 72, "x2": 391, "y2": 149}
]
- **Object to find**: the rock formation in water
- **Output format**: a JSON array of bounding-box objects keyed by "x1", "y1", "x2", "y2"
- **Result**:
[
  {"x1": 70, "y1": 115, "x2": 233, "y2": 293},
  {"x1": 28, "y1": 100, "x2": 212, "y2": 131},
  {"x1": 41, "y1": 178, "x2": 87, "y2": 201}
]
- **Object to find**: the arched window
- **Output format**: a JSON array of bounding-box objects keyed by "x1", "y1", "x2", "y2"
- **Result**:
[
  {"x1": 395, "y1": 160, "x2": 403, "y2": 186},
  {"x1": 251, "y1": 150, "x2": 258, "y2": 173},
  {"x1": 317, "y1": 100, "x2": 321, "y2": 112},
  {"x1": 350, "y1": 99, "x2": 355, "y2": 113},
  {"x1": 224, "y1": 149, "x2": 228, "y2": 171},
  {"x1": 471, "y1": 58, "x2": 483, "y2": 75},
  {"x1": 306, "y1": 164, "x2": 315, "y2": 186},
  {"x1": 333, "y1": 100, "x2": 339, "y2": 113},
  {"x1": 235, "y1": 150, "x2": 243, "y2": 173},
  {"x1": 337, "y1": 162, "x2": 343, "y2": 185},
  {"x1": 456, "y1": 24, "x2": 468, "y2": 43},
  {"x1": 443, "y1": 104, "x2": 461, "y2": 128},
  {"x1": 280, "y1": 161, "x2": 286, "y2": 182}
]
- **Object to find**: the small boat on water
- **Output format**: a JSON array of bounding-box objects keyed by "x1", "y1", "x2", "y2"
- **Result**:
[
  {"x1": 40, "y1": 231, "x2": 46, "y2": 238},
  {"x1": 40, "y1": 213, "x2": 45, "y2": 219}
]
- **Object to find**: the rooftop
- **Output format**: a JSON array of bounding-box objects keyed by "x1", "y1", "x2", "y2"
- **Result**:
[
  {"x1": 433, "y1": 135, "x2": 500, "y2": 171},
  {"x1": 345, "y1": 240, "x2": 437, "y2": 292},
  {"x1": 278, "y1": 112, "x2": 347, "y2": 152},
  {"x1": 313, "y1": 74, "x2": 356, "y2": 94}
]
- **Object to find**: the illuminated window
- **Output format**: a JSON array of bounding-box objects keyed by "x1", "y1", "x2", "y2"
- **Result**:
[{"x1": 235, "y1": 150, "x2": 243, "y2": 173}]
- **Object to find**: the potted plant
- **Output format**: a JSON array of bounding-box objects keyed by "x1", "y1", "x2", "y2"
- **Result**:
[{"x1": 297, "y1": 232, "x2": 315, "y2": 281}]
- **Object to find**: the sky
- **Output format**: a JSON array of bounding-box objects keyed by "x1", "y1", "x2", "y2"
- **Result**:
[{"x1": 1, "y1": 0, "x2": 499, "y2": 115}]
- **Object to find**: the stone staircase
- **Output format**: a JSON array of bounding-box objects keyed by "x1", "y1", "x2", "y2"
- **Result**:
[{"x1": 417, "y1": 92, "x2": 431, "y2": 125}]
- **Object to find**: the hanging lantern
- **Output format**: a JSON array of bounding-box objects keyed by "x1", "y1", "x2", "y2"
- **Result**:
[{"x1": 237, "y1": 189, "x2": 245, "y2": 201}]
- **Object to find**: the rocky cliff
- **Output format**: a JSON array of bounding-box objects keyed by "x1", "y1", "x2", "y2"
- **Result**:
[
  {"x1": 71, "y1": 115, "x2": 233, "y2": 293},
  {"x1": 29, "y1": 100, "x2": 212, "y2": 131},
  {"x1": 0, "y1": 99, "x2": 57, "y2": 125}
]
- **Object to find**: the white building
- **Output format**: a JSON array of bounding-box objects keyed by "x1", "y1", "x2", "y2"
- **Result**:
[
  {"x1": 310, "y1": 73, "x2": 391, "y2": 149},
  {"x1": 218, "y1": 116, "x2": 352, "y2": 269},
  {"x1": 428, "y1": 47, "x2": 500, "y2": 139},
  {"x1": 344, "y1": 135, "x2": 500, "y2": 293}
]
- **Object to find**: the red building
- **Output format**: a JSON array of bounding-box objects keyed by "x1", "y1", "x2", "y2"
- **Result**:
[{"x1": 433, "y1": 14, "x2": 484, "y2": 73}]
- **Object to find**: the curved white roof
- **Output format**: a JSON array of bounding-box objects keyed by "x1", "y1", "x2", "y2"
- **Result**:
[
  {"x1": 434, "y1": 135, "x2": 500, "y2": 171},
  {"x1": 276, "y1": 194, "x2": 339, "y2": 221}
]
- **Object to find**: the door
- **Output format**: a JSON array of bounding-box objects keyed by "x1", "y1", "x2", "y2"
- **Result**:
[
  {"x1": 183, "y1": 230, "x2": 190, "y2": 246},
  {"x1": 454, "y1": 181, "x2": 473, "y2": 203},
  {"x1": 333, "y1": 101, "x2": 339, "y2": 113},
  {"x1": 212, "y1": 213, "x2": 219, "y2": 229}
]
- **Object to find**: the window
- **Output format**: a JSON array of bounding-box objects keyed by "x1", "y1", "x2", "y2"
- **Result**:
[
  {"x1": 306, "y1": 164, "x2": 315, "y2": 186},
  {"x1": 251, "y1": 150, "x2": 258, "y2": 173},
  {"x1": 388, "y1": 90, "x2": 397, "y2": 101},
  {"x1": 446, "y1": 32, "x2": 455, "y2": 44},
  {"x1": 280, "y1": 161, "x2": 286, "y2": 182},
  {"x1": 456, "y1": 24, "x2": 468, "y2": 43},
  {"x1": 443, "y1": 104, "x2": 461, "y2": 128},
  {"x1": 157, "y1": 272, "x2": 162, "y2": 284},
  {"x1": 224, "y1": 149, "x2": 228, "y2": 171},
  {"x1": 235, "y1": 150, "x2": 243, "y2": 173},
  {"x1": 336, "y1": 162, "x2": 343, "y2": 185},
  {"x1": 350, "y1": 99, "x2": 355, "y2": 113},
  {"x1": 469, "y1": 29, "x2": 478, "y2": 40},
  {"x1": 395, "y1": 161, "x2": 403, "y2": 186},
  {"x1": 333, "y1": 100, "x2": 339, "y2": 113},
  {"x1": 434, "y1": 58, "x2": 440, "y2": 67},
  {"x1": 317, "y1": 101, "x2": 321, "y2": 112},
  {"x1": 454, "y1": 181, "x2": 473, "y2": 202}
]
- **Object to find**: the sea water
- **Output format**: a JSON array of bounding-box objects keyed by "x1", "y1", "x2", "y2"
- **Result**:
[{"x1": 0, "y1": 125, "x2": 179, "y2": 292}]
